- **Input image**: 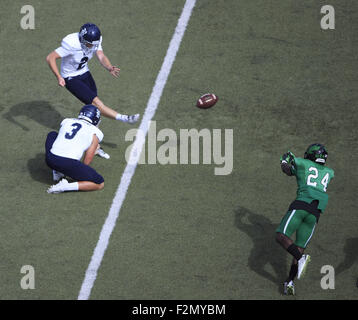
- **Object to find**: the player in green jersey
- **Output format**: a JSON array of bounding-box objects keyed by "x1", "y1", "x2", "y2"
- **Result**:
[{"x1": 275, "y1": 143, "x2": 334, "y2": 295}]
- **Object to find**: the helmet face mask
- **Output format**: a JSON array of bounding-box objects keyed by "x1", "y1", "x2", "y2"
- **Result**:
[
  {"x1": 78, "y1": 104, "x2": 101, "y2": 126},
  {"x1": 79, "y1": 23, "x2": 101, "y2": 55},
  {"x1": 304, "y1": 143, "x2": 328, "y2": 165}
]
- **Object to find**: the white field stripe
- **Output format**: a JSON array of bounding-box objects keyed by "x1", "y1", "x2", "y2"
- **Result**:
[{"x1": 78, "y1": 0, "x2": 197, "y2": 300}]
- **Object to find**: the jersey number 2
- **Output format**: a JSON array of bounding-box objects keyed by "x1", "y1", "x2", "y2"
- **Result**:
[
  {"x1": 307, "y1": 167, "x2": 329, "y2": 192},
  {"x1": 65, "y1": 123, "x2": 82, "y2": 140},
  {"x1": 77, "y1": 57, "x2": 89, "y2": 70}
]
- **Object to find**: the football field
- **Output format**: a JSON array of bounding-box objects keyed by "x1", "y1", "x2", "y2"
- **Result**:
[{"x1": 0, "y1": 0, "x2": 357, "y2": 300}]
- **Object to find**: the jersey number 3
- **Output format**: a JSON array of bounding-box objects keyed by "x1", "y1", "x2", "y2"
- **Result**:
[
  {"x1": 307, "y1": 167, "x2": 329, "y2": 192},
  {"x1": 65, "y1": 123, "x2": 82, "y2": 140}
]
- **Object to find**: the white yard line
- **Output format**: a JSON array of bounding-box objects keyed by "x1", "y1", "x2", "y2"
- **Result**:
[{"x1": 78, "y1": 0, "x2": 197, "y2": 300}]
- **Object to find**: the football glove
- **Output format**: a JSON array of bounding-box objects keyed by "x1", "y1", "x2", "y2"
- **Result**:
[{"x1": 280, "y1": 150, "x2": 295, "y2": 165}]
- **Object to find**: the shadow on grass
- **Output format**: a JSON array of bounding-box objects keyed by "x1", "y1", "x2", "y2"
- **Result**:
[
  {"x1": 234, "y1": 206, "x2": 288, "y2": 292},
  {"x1": 335, "y1": 237, "x2": 358, "y2": 276},
  {"x1": 3, "y1": 100, "x2": 64, "y2": 131},
  {"x1": 28, "y1": 153, "x2": 52, "y2": 185}
]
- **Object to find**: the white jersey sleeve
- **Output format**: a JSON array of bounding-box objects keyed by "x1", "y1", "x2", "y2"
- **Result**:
[
  {"x1": 55, "y1": 36, "x2": 75, "y2": 58},
  {"x1": 97, "y1": 36, "x2": 103, "y2": 51},
  {"x1": 50, "y1": 118, "x2": 104, "y2": 160}
]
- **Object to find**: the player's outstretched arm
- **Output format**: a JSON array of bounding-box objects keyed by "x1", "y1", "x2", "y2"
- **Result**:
[
  {"x1": 83, "y1": 134, "x2": 100, "y2": 165},
  {"x1": 46, "y1": 51, "x2": 65, "y2": 87},
  {"x1": 96, "y1": 50, "x2": 120, "y2": 77}
]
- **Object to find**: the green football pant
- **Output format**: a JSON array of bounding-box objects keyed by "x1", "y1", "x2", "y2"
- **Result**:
[{"x1": 276, "y1": 209, "x2": 317, "y2": 249}]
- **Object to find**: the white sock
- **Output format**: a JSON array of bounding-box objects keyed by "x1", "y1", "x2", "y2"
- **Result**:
[
  {"x1": 115, "y1": 113, "x2": 127, "y2": 122},
  {"x1": 66, "y1": 182, "x2": 79, "y2": 191}
]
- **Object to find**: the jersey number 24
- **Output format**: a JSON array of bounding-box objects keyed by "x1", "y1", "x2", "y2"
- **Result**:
[{"x1": 307, "y1": 167, "x2": 329, "y2": 192}]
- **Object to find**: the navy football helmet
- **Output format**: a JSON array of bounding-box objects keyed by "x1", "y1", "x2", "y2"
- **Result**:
[
  {"x1": 79, "y1": 23, "x2": 101, "y2": 54},
  {"x1": 78, "y1": 104, "x2": 101, "y2": 126},
  {"x1": 304, "y1": 143, "x2": 328, "y2": 165}
]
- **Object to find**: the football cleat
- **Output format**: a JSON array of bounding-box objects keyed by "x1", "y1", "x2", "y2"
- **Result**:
[
  {"x1": 47, "y1": 178, "x2": 69, "y2": 194},
  {"x1": 52, "y1": 170, "x2": 65, "y2": 182},
  {"x1": 283, "y1": 281, "x2": 295, "y2": 295},
  {"x1": 125, "y1": 114, "x2": 140, "y2": 124},
  {"x1": 297, "y1": 254, "x2": 311, "y2": 280},
  {"x1": 96, "y1": 148, "x2": 110, "y2": 159}
]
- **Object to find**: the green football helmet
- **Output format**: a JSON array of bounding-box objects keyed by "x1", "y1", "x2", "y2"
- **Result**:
[{"x1": 304, "y1": 143, "x2": 328, "y2": 164}]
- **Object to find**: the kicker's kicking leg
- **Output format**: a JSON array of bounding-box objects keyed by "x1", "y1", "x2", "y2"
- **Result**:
[{"x1": 92, "y1": 96, "x2": 139, "y2": 123}]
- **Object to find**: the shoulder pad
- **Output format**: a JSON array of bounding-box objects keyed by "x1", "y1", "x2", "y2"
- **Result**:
[{"x1": 61, "y1": 33, "x2": 81, "y2": 51}]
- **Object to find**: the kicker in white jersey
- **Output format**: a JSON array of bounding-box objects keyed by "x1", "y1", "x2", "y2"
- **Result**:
[
  {"x1": 46, "y1": 22, "x2": 140, "y2": 129},
  {"x1": 55, "y1": 32, "x2": 103, "y2": 78}
]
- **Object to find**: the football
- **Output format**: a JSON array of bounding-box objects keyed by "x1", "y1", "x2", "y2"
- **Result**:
[{"x1": 196, "y1": 93, "x2": 218, "y2": 109}]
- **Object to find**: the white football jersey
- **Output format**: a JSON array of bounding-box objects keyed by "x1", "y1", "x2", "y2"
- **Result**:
[
  {"x1": 51, "y1": 118, "x2": 104, "y2": 161},
  {"x1": 55, "y1": 33, "x2": 103, "y2": 78}
]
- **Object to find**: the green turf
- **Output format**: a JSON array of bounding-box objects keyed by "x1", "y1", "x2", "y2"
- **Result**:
[{"x1": 0, "y1": 0, "x2": 357, "y2": 299}]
